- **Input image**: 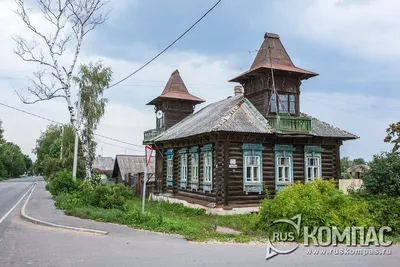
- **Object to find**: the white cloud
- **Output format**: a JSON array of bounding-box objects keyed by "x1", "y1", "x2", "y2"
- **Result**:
[
  {"x1": 0, "y1": 0, "x2": 396, "y2": 164},
  {"x1": 270, "y1": 0, "x2": 400, "y2": 62}
]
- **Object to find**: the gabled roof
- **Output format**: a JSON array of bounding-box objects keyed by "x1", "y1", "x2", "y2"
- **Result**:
[
  {"x1": 155, "y1": 95, "x2": 274, "y2": 141},
  {"x1": 147, "y1": 70, "x2": 205, "y2": 105},
  {"x1": 229, "y1": 33, "x2": 318, "y2": 82},
  {"x1": 112, "y1": 155, "x2": 155, "y2": 179},
  {"x1": 92, "y1": 157, "x2": 114, "y2": 171},
  {"x1": 301, "y1": 113, "x2": 359, "y2": 139},
  {"x1": 153, "y1": 95, "x2": 358, "y2": 142}
]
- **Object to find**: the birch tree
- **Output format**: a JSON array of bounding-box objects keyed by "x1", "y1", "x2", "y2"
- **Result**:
[
  {"x1": 74, "y1": 62, "x2": 112, "y2": 178},
  {"x1": 13, "y1": 0, "x2": 109, "y2": 126}
]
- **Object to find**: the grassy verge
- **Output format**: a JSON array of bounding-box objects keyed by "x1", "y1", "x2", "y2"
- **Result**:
[
  {"x1": 62, "y1": 197, "x2": 265, "y2": 242},
  {"x1": 0, "y1": 177, "x2": 9, "y2": 181}
]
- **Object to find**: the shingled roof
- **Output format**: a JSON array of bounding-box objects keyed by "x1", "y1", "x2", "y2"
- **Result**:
[
  {"x1": 229, "y1": 33, "x2": 318, "y2": 82},
  {"x1": 147, "y1": 70, "x2": 205, "y2": 105},
  {"x1": 301, "y1": 113, "x2": 358, "y2": 139},
  {"x1": 92, "y1": 157, "x2": 114, "y2": 172},
  {"x1": 155, "y1": 95, "x2": 273, "y2": 141},
  {"x1": 112, "y1": 155, "x2": 155, "y2": 180},
  {"x1": 153, "y1": 96, "x2": 358, "y2": 142}
]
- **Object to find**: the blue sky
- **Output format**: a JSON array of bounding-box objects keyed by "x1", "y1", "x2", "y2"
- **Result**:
[{"x1": 0, "y1": 0, "x2": 399, "y2": 160}]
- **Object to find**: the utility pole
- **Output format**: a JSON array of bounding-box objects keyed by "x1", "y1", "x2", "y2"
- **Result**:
[{"x1": 72, "y1": 91, "x2": 81, "y2": 180}]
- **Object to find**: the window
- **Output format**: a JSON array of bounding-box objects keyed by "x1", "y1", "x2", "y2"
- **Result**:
[
  {"x1": 270, "y1": 93, "x2": 277, "y2": 113},
  {"x1": 242, "y1": 144, "x2": 264, "y2": 194},
  {"x1": 244, "y1": 156, "x2": 261, "y2": 183},
  {"x1": 274, "y1": 145, "x2": 295, "y2": 191},
  {"x1": 204, "y1": 151, "x2": 212, "y2": 184},
  {"x1": 279, "y1": 95, "x2": 289, "y2": 113},
  {"x1": 201, "y1": 144, "x2": 213, "y2": 193},
  {"x1": 180, "y1": 150, "x2": 188, "y2": 189},
  {"x1": 191, "y1": 153, "x2": 199, "y2": 182},
  {"x1": 305, "y1": 156, "x2": 320, "y2": 182},
  {"x1": 304, "y1": 146, "x2": 324, "y2": 182},
  {"x1": 289, "y1": 95, "x2": 296, "y2": 114},
  {"x1": 277, "y1": 157, "x2": 291, "y2": 183},
  {"x1": 165, "y1": 149, "x2": 174, "y2": 188},
  {"x1": 157, "y1": 116, "x2": 164, "y2": 129}
]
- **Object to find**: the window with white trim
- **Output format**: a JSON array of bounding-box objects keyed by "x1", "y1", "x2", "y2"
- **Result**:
[
  {"x1": 277, "y1": 157, "x2": 291, "y2": 183},
  {"x1": 244, "y1": 156, "x2": 261, "y2": 183},
  {"x1": 274, "y1": 145, "x2": 295, "y2": 191},
  {"x1": 204, "y1": 151, "x2": 212, "y2": 184},
  {"x1": 305, "y1": 156, "x2": 320, "y2": 182},
  {"x1": 191, "y1": 153, "x2": 199, "y2": 182},
  {"x1": 304, "y1": 146, "x2": 324, "y2": 182},
  {"x1": 181, "y1": 153, "x2": 188, "y2": 183},
  {"x1": 166, "y1": 158, "x2": 173, "y2": 187}
]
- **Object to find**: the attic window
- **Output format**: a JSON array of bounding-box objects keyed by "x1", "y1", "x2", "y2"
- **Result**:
[{"x1": 270, "y1": 93, "x2": 296, "y2": 114}]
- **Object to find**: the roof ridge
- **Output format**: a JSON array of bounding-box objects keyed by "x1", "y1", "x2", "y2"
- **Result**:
[
  {"x1": 211, "y1": 96, "x2": 244, "y2": 131},
  {"x1": 242, "y1": 98, "x2": 274, "y2": 132}
]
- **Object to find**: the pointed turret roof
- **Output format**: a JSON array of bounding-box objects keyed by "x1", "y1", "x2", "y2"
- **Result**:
[
  {"x1": 147, "y1": 70, "x2": 205, "y2": 105},
  {"x1": 229, "y1": 33, "x2": 318, "y2": 82}
]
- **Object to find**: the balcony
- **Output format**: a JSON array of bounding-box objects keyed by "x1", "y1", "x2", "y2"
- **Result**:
[
  {"x1": 143, "y1": 129, "x2": 164, "y2": 144},
  {"x1": 267, "y1": 115, "x2": 312, "y2": 133}
]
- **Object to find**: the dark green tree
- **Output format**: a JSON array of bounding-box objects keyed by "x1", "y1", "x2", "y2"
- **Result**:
[
  {"x1": 0, "y1": 142, "x2": 26, "y2": 177},
  {"x1": 363, "y1": 152, "x2": 400, "y2": 196},
  {"x1": 0, "y1": 119, "x2": 5, "y2": 144},
  {"x1": 385, "y1": 122, "x2": 400, "y2": 152},
  {"x1": 352, "y1": 158, "x2": 366, "y2": 165},
  {"x1": 34, "y1": 124, "x2": 85, "y2": 178},
  {"x1": 340, "y1": 157, "x2": 353, "y2": 173}
]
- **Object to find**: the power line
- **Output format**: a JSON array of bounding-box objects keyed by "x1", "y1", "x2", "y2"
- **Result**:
[
  {"x1": 0, "y1": 101, "x2": 144, "y2": 149},
  {"x1": 304, "y1": 94, "x2": 400, "y2": 112},
  {"x1": 95, "y1": 139, "x2": 143, "y2": 153},
  {"x1": 107, "y1": 0, "x2": 223, "y2": 89},
  {"x1": 94, "y1": 133, "x2": 144, "y2": 148}
]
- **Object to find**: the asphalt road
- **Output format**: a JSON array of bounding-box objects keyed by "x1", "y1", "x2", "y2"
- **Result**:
[
  {"x1": 0, "y1": 177, "x2": 398, "y2": 267},
  {"x1": 0, "y1": 176, "x2": 36, "y2": 239}
]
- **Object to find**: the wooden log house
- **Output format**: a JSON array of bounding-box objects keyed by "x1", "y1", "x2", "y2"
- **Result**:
[{"x1": 143, "y1": 33, "x2": 358, "y2": 207}]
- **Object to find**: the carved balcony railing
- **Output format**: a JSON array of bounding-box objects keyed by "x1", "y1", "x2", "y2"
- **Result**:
[
  {"x1": 267, "y1": 115, "x2": 312, "y2": 133},
  {"x1": 143, "y1": 129, "x2": 164, "y2": 144}
]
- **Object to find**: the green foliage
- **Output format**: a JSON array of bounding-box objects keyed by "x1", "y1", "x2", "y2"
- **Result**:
[
  {"x1": 385, "y1": 121, "x2": 400, "y2": 152},
  {"x1": 351, "y1": 190, "x2": 400, "y2": 234},
  {"x1": 74, "y1": 62, "x2": 112, "y2": 177},
  {"x1": 47, "y1": 170, "x2": 79, "y2": 196},
  {"x1": 0, "y1": 142, "x2": 27, "y2": 177},
  {"x1": 34, "y1": 124, "x2": 85, "y2": 177},
  {"x1": 0, "y1": 119, "x2": 5, "y2": 144},
  {"x1": 363, "y1": 152, "x2": 400, "y2": 196},
  {"x1": 257, "y1": 179, "x2": 372, "y2": 234}
]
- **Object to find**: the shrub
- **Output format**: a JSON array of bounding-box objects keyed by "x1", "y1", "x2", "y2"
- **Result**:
[
  {"x1": 257, "y1": 179, "x2": 372, "y2": 234},
  {"x1": 363, "y1": 152, "x2": 400, "y2": 197},
  {"x1": 351, "y1": 190, "x2": 400, "y2": 235},
  {"x1": 47, "y1": 170, "x2": 79, "y2": 196},
  {"x1": 76, "y1": 181, "x2": 133, "y2": 210},
  {"x1": 54, "y1": 192, "x2": 85, "y2": 210}
]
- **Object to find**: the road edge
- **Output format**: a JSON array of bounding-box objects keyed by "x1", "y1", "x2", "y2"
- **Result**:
[{"x1": 20, "y1": 181, "x2": 109, "y2": 235}]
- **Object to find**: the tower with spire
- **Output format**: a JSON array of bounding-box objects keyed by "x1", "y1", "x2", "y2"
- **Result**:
[
  {"x1": 144, "y1": 70, "x2": 204, "y2": 144},
  {"x1": 230, "y1": 33, "x2": 317, "y2": 121}
]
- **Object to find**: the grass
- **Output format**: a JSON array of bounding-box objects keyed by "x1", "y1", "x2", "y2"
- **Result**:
[
  {"x1": 0, "y1": 177, "x2": 9, "y2": 181},
  {"x1": 63, "y1": 197, "x2": 265, "y2": 242}
]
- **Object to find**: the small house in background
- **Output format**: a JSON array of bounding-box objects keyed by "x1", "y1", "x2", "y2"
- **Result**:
[
  {"x1": 112, "y1": 155, "x2": 155, "y2": 187},
  {"x1": 143, "y1": 32, "x2": 358, "y2": 211},
  {"x1": 92, "y1": 156, "x2": 114, "y2": 181},
  {"x1": 345, "y1": 164, "x2": 370, "y2": 179}
]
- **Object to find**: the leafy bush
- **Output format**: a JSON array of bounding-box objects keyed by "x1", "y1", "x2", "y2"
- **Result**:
[
  {"x1": 363, "y1": 152, "x2": 400, "y2": 196},
  {"x1": 54, "y1": 192, "x2": 85, "y2": 210},
  {"x1": 257, "y1": 179, "x2": 372, "y2": 234},
  {"x1": 76, "y1": 181, "x2": 133, "y2": 210},
  {"x1": 351, "y1": 190, "x2": 400, "y2": 234},
  {"x1": 47, "y1": 170, "x2": 79, "y2": 196}
]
